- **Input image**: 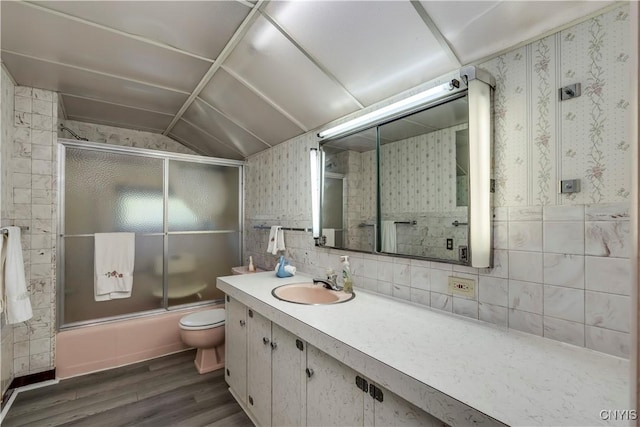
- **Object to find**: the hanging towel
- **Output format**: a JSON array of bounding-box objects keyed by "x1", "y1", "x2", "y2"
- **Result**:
[
  {"x1": 2, "y1": 227, "x2": 33, "y2": 324},
  {"x1": 266, "y1": 226, "x2": 286, "y2": 255},
  {"x1": 323, "y1": 228, "x2": 336, "y2": 247},
  {"x1": 381, "y1": 221, "x2": 397, "y2": 253},
  {"x1": 266, "y1": 226, "x2": 278, "y2": 254},
  {"x1": 94, "y1": 233, "x2": 135, "y2": 301}
]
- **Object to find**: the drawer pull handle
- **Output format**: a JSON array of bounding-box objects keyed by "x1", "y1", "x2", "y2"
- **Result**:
[
  {"x1": 270, "y1": 341, "x2": 277, "y2": 350},
  {"x1": 239, "y1": 320, "x2": 246, "y2": 327},
  {"x1": 306, "y1": 368, "x2": 314, "y2": 378},
  {"x1": 263, "y1": 337, "x2": 270, "y2": 345}
]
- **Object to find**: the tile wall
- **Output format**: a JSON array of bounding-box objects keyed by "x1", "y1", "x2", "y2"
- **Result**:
[
  {"x1": 7, "y1": 85, "x2": 59, "y2": 378},
  {"x1": 244, "y1": 5, "x2": 632, "y2": 358},
  {"x1": 1, "y1": 81, "x2": 198, "y2": 380},
  {"x1": 1, "y1": 67, "x2": 16, "y2": 397}
]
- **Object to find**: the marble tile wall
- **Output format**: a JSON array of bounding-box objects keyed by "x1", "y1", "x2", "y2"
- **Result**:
[
  {"x1": 1, "y1": 67, "x2": 16, "y2": 397},
  {"x1": 245, "y1": 203, "x2": 630, "y2": 358},
  {"x1": 244, "y1": 5, "x2": 632, "y2": 358},
  {"x1": 4, "y1": 85, "x2": 59, "y2": 378},
  {"x1": 1, "y1": 87, "x2": 199, "y2": 380}
]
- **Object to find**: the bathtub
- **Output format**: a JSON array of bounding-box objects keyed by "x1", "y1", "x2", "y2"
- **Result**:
[{"x1": 56, "y1": 304, "x2": 223, "y2": 379}]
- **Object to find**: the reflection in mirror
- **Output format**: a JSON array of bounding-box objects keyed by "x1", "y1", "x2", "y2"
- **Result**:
[
  {"x1": 321, "y1": 127, "x2": 377, "y2": 252},
  {"x1": 378, "y1": 94, "x2": 468, "y2": 261},
  {"x1": 316, "y1": 67, "x2": 493, "y2": 266}
]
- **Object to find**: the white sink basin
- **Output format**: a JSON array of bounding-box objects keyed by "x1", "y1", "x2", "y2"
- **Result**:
[{"x1": 272, "y1": 283, "x2": 355, "y2": 305}]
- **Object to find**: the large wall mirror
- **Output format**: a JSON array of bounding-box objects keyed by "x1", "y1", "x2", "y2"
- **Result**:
[{"x1": 313, "y1": 66, "x2": 494, "y2": 267}]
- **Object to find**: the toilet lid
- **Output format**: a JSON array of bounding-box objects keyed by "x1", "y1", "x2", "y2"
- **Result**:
[{"x1": 180, "y1": 309, "x2": 225, "y2": 328}]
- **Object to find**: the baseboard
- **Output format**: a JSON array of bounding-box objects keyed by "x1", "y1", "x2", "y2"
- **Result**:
[{"x1": 8, "y1": 369, "x2": 56, "y2": 390}]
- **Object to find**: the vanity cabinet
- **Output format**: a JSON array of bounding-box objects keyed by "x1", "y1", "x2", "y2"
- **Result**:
[
  {"x1": 272, "y1": 323, "x2": 306, "y2": 426},
  {"x1": 225, "y1": 296, "x2": 247, "y2": 405},
  {"x1": 306, "y1": 344, "x2": 444, "y2": 427},
  {"x1": 306, "y1": 344, "x2": 365, "y2": 426},
  {"x1": 226, "y1": 297, "x2": 444, "y2": 427},
  {"x1": 247, "y1": 309, "x2": 272, "y2": 427},
  {"x1": 225, "y1": 298, "x2": 306, "y2": 427}
]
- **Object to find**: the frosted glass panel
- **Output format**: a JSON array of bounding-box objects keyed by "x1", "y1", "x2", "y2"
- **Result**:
[
  {"x1": 168, "y1": 161, "x2": 239, "y2": 231},
  {"x1": 63, "y1": 235, "x2": 164, "y2": 324},
  {"x1": 167, "y1": 233, "x2": 240, "y2": 307},
  {"x1": 65, "y1": 148, "x2": 164, "y2": 234}
]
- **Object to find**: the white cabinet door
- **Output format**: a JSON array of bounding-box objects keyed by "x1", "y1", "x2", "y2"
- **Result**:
[
  {"x1": 373, "y1": 384, "x2": 447, "y2": 427},
  {"x1": 225, "y1": 296, "x2": 247, "y2": 405},
  {"x1": 306, "y1": 344, "x2": 365, "y2": 427},
  {"x1": 272, "y1": 323, "x2": 305, "y2": 427},
  {"x1": 247, "y1": 309, "x2": 272, "y2": 427}
]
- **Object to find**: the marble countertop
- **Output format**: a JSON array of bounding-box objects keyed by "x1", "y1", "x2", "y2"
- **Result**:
[{"x1": 217, "y1": 272, "x2": 629, "y2": 427}]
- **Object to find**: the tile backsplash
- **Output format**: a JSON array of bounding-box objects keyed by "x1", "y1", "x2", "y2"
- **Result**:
[{"x1": 244, "y1": 5, "x2": 632, "y2": 359}]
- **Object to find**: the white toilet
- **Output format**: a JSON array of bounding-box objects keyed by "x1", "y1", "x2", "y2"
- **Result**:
[{"x1": 179, "y1": 308, "x2": 225, "y2": 374}]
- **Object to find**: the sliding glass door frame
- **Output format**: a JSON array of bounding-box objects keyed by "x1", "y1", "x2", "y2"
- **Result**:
[{"x1": 57, "y1": 139, "x2": 244, "y2": 330}]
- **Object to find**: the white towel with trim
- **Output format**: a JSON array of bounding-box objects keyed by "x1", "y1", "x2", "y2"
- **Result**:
[
  {"x1": 3, "y1": 227, "x2": 33, "y2": 324},
  {"x1": 94, "y1": 233, "x2": 135, "y2": 301},
  {"x1": 266, "y1": 226, "x2": 286, "y2": 255},
  {"x1": 381, "y1": 221, "x2": 397, "y2": 253}
]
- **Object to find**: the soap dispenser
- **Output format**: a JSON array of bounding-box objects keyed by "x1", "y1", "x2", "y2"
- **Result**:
[
  {"x1": 248, "y1": 256, "x2": 255, "y2": 272},
  {"x1": 340, "y1": 256, "x2": 353, "y2": 294}
]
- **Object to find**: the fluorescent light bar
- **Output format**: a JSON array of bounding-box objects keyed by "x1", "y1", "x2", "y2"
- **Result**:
[
  {"x1": 310, "y1": 148, "x2": 321, "y2": 239},
  {"x1": 318, "y1": 79, "x2": 460, "y2": 139},
  {"x1": 468, "y1": 78, "x2": 492, "y2": 268}
]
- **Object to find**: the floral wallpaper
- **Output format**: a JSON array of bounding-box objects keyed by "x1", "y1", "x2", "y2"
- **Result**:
[
  {"x1": 480, "y1": 5, "x2": 630, "y2": 206},
  {"x1": 243, "y1": 5, "x2": 632, "y2": 358}
]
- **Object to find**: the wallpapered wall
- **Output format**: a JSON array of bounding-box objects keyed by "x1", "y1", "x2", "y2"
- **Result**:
[{"x1": 244, "y1": 5, "x2": 631, "y2": 358}]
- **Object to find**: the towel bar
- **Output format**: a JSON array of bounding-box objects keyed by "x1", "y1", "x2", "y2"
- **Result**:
[
  {"x1": 1, "y1": 225, "x2": 30, "y2": 235},
  {"x1": 253, "y1": 225, "x2": 310, "y2": 232}
]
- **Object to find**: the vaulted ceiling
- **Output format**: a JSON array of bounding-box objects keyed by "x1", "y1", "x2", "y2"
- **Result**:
[{"x1": 1, "y1": 0, "x2": 614, "y2": 160}]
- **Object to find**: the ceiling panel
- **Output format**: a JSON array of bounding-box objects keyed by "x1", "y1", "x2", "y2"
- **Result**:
[
  {"x1": 223, "y1": 14, "x2": 361, "y2": 130},
  {"x1": 182, "y1": 99, "x2": 270, "y2": 158},
  {"x1": 1, "y1": 1, "x2": 210, "y2": 92},
  {"x1": 62, "y1": 94, "x2": 173, "y2": 132},
  {"x1": 199, "y1": 68, "x2": 304, "y2": 146},
  {"x1": 170, "y1": 120, "x2": 244, "y2": 160},
  {"x1": 1, "y1": 52, "x2": 188, "y2": 114},
  {"x1": 265, "y1": 1, "x2": 458, "y2": 107},
  {"x1": 31, "y1": 1, "x2": 251, "y2": 60},
  {"x1": 421, "y1": 0, "x2": 616, "y2": 63}
]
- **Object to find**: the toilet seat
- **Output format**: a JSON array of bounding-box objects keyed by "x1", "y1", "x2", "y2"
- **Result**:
[{"x1": 179, "y1": 309, "x2": 225, "y2": 331}]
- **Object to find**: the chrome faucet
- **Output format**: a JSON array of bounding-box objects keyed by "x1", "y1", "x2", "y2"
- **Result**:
[{"x1": 313, "y1": 271, "x2": 341, "y2": 291}]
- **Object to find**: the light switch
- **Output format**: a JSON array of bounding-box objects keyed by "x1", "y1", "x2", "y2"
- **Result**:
[{"x1": 560, "y1": 179, "x2": 580, "y2": 194}]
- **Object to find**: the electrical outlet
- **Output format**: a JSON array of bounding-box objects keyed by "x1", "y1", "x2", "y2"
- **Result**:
[
  {"x1": 446, "y1": 238, "x2": 453, "y2": 250},
  {"x1": 448, "y1": 276, "x2": 476, "y2": 298}
]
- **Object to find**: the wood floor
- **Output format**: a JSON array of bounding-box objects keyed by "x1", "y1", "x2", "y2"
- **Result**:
[{"x1": 3, "y1": 350, "x2": 253, "y2": 427}]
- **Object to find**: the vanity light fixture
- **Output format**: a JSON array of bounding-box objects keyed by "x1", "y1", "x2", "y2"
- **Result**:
[
  {"x1": 461, "y1": 66, "x2": 495, "y2": 268},
  {"x1": 317, "y1": 79, "x2": 462, "y2": 140},
  {"x1": 309, "y1": 148, "x2": 324, "y2": 242}
]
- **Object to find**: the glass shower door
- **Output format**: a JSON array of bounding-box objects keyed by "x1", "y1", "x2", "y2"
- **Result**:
[
  {"x1": 166, "y1": 160, "x2": 241, "y2": 307},
  {"x1": 62, "y1": 148, "x2": 165, "y2": 324}
]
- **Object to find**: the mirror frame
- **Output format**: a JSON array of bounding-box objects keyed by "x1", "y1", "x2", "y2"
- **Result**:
[{"x1": 312, "y1": 66, "x2": 494, "y2": 268}]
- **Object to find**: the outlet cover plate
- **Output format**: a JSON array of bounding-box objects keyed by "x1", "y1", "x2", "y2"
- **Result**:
[{"x1": 448, "y1": 276, "x2": 476, "y2": 298}]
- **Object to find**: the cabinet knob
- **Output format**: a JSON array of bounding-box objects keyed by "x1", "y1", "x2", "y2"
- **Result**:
[
  {"x1": 270, "y1": 341, "x2": 277, "y2": 350},
  {"x1": 306, "y1": 368, "x2": 314, "y2": 378},
  {"x1": 263, "y1": 337, "x2": 270, "y2": 345},
  {"x1": 239, "y1": 320, "x2": 246, "y2": 327}
]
